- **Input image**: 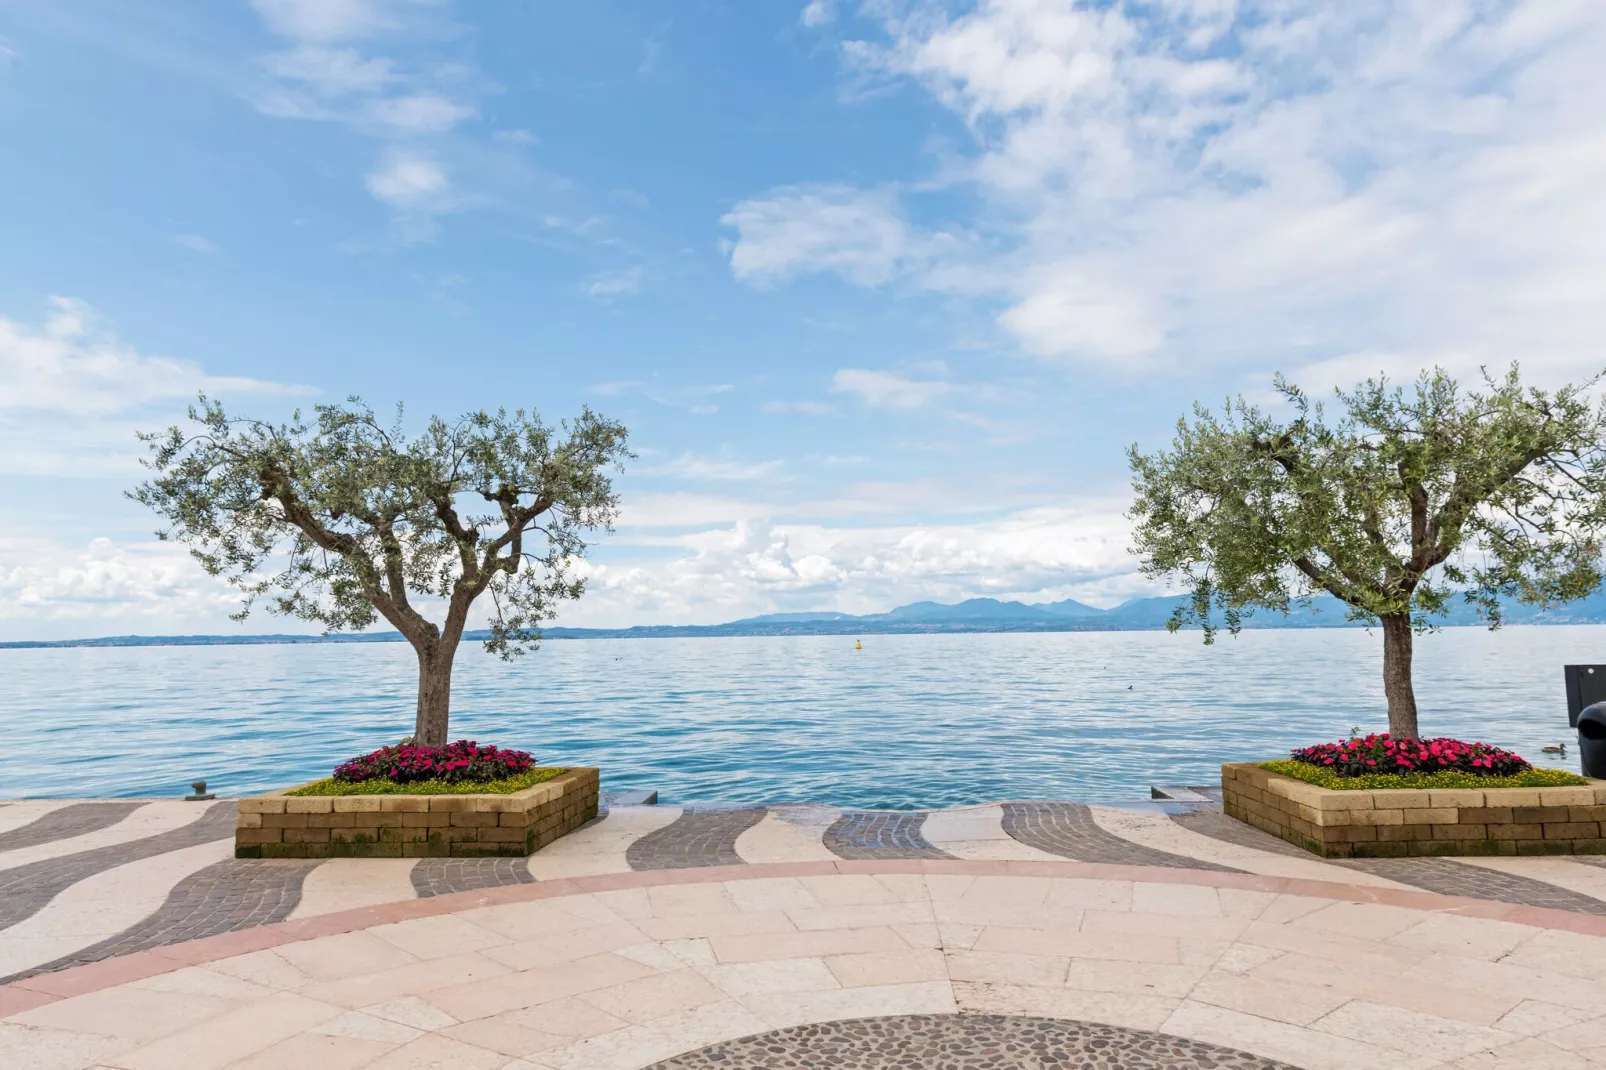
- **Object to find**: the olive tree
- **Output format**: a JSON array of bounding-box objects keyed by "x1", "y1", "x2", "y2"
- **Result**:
[
  {"x1": 1128, "y1": 367, "x2": 1606, "y2": 739},
  {"x1": 133, "y1": 397, "x2": 630, "y2": 747}
]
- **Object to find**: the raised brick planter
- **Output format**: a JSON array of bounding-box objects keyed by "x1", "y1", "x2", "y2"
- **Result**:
[
  {"x1": 1222, "y1": 762, "x2": 1606, "y2": 858},
  {"x1": 234, "y1": 767, "x2": 599, "y2": 859}
]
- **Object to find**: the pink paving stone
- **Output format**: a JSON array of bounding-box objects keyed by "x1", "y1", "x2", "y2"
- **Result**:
[
  {"x1": 12, "y1": 950, "x2": 179, "y2": 997},
  {"x1": 0, "y1": 986, "x2": 61, "y2": 1016}
]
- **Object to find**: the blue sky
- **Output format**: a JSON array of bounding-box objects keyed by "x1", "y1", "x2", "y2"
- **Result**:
[{"x1": 2, "y1": 0, "x2": 1604, "y2": 640}]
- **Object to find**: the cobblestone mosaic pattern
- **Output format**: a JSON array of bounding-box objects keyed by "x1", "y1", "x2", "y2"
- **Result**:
[
  {"x1": 0, "y1": 802, "x2": 235, "y2": 933},
  {"x1": 823, "y1": 811, "x2": 955, "y2": 860},
  {"x1": 645, "y1": 1014, "x2": 1300, "y2": 1069},
  {"x1": 1004, "y1": 803, "x2": 1238, "y2": 871},
  {"x1": 0, "y1": 802, "x2": 142, "y2": 854},
  {"x1": 0, "y1": 857, "x2": 317, "y2": 984},
  {"x1": 1176, "y1": 806, "x2": 1606, "y2": 913},
  {"x1": 627, "y1": 808, "x2": 768, "y2": 870},
  {"x1": 411, "y1": 856, "x2": 533, "y2": 897}
]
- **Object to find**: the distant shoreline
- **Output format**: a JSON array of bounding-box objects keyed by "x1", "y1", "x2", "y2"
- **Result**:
[{"x1": 4, "y1": 617, "x2": 1601, "y2": 650}]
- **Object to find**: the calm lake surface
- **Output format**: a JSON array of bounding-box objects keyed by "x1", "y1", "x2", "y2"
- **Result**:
[{"x1": 0, "y1": 627, "x2": 1595, "y2": 808}]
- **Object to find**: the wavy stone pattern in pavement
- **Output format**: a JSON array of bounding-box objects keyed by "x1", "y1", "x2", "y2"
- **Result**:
[
  {"x1": 627, "y1": 807, "x2": 769, "y2": 870},
  {"x1": 646, "y1": 1014, "x2": 1300, "y2": 1069},
  {"x1": 411, "y1": 856, "x2": 533, "y2": 897},
  {"x1": 0, "y1": 857, "x2": 317, "y2": 984},
  {"x1": 823, "y1": 811, "x2": 955, "y2": 860},
  {"x1": 0, "y1": 803, "x2": 142, "y2": 854},
  {"x1": 0, "y1": 802, "x2": 235, "y2": 933},
  {"x1": 1173, "y1": 806, "x2": 1606, "y2": 912},
  {"x1": 1003, "y1": 803, "x2": 1238, "y2": 871}
]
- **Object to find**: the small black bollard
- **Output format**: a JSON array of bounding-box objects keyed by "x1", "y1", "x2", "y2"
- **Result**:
[
  {"x1": 1579, "y1": 704, "x2": 1606, "y2": 780},
  {"x1": 184, "y1": 779, "x2": 216, "y2": 801}
]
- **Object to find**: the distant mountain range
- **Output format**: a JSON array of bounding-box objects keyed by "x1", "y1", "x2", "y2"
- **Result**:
[{"x1": 9, "y1": 592, "x2": 1606, "y2": 649}]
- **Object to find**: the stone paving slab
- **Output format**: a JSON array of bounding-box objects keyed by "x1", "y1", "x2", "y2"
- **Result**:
[
  {"x1": 410, "y1": 856, "x2": 534, "y2": 897},
  {"x1": 1004, "y1": 802, "x2": 1238, "y2": 871},
  {"x1": 627, "y1": 807, "x2": 768, "y2": 870},
  {"x1": 1175, "y1": 805, "x2": 1606, "y2": 913},
  {"x1": 0, "y1": 803, "x2": 235, "y2": 933},
  {"x1": 0, "y1": 803, "x2": 142, "y2": 855},
  {"x1": 0, "y1": 857, "x2": 316, "y2": 984},
  {"x1": 823, "y1": 811, "x2": 955, "y2": 860},
  {"x1": 646, "y1": 1014, "x2": 1300, "y2": 1069}
]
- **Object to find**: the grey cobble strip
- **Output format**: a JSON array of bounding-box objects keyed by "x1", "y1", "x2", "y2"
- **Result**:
[
  {"x1": 645, "y1": 1014, "x2": 1299, "y2": 1069},
  {"x1": 0, "y1": 802, "x2": 236, "y2": 933},
  {"x1": 0, "y1": 857, "x2": 317, "y2": 983},
  {"x1": 1173, "y1": 806, "x2": 1606, "y2": 913},
  {"x1": 627, "y1": 807, "x2": 768, "y2": 871},
  {"x1": 411, "y1": 856, "x2": 534, "y2": 897},
  {"x1": 1002, "y1": 802, "x2": 1238, "y2": 872},
  {"x1": 822, "y1": 811, "x2": 954, "y2": 861},
  {"x1": 0, "y1": 802, "x2": 143, "y2": 854}
]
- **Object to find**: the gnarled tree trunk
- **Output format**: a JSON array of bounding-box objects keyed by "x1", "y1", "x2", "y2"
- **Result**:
[
  {"x1": 1380, "y1": 612, "x2": 1420, "y2": 739},
  {"x1": 413, "y1": 639, "x2": 459, "y2": 748}
]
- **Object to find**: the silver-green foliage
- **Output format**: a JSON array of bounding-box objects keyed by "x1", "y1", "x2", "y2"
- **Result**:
[{"x1": 131, "y1": 396, "x2": 630, "y2": 741}]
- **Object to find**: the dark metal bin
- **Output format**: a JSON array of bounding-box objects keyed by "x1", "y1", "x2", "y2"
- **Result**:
[{"x1": 1581, "y1": 703, "x2": 1606, "y2": 780}]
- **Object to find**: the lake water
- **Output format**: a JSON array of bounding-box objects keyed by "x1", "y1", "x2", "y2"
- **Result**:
[{"x1": 0, "y1": 627, "x2": 1596, "y2": 808}]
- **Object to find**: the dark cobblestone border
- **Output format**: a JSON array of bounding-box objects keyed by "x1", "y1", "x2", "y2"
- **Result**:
[
  {"x1": 823, "y1": 811, "x2": 955, "y2": 860},
  {"x1": 411, "y1": 856, "x2": 534, "y2": 897},
  {"x1": 1174, "y1": 806, "x2": 1606, "y2": 913},
  {"x1": 627, "y1": 807, "x2": 768, "y2": 870},
  {"x1": 1003, "y1": 803, "x2": 1238, "y2": 871},
  {"x1": 0, "y1": 802, "x2": 236, "y2": 933},
  {"x1": 0, "y1": 856, "x2": 316, "y2": 983},
  {"x1": 645, "y1": 1014, "x2": 1299, "y2": 1069},
  {"x1": 0, "y1": 802, "x2": 143, "y2": 854}
]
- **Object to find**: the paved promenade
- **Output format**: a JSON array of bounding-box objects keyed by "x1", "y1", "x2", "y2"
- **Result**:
[{"x1": 7, "y1": 795, "x2": 1606, "y2": 1067}]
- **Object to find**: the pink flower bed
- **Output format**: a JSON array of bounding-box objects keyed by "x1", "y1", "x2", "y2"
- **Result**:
[
  {"x1": 1290, "y1": 734, "x2": 1531, "y2": 778},
  {"x1": 333, "y1": 740, "x2": 536, "y2": 784}
]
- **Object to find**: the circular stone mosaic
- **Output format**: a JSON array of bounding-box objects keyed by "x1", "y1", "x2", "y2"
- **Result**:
[{"x1": 644, "y1": 1014, "x2": 1302, "y2": 1069}]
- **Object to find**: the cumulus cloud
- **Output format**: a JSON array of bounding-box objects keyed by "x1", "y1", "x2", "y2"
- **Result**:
[
  {"x1": 564, "y1": 503, "x2": 1144, "y2": 627},
  {"x1": 0, "y1": 297, "x2": 310, "y2": 476},
  {"x1": 723, "y1": 184, "x2": 933, "y2": 288},
  {"x1": 0, "y1": 537, "x2": 242, "y2": 631},
  {"x1": 800, "y1": 1, "x2": 834, "y2": 28},
  {"x1": 732, "y1": 1, "x2": 1606, "y2": 381},
  {"x1": 365, "y1": 151, "x2": 449, "y2": 208}
]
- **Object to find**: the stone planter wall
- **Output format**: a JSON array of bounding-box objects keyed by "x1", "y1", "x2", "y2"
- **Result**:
[
  {"x1": 235, "y1": 767, "x2": 599, "y2": 859},
  {"x1": 1222, "y1": 762, "x2": 1606, "y2": 858}
]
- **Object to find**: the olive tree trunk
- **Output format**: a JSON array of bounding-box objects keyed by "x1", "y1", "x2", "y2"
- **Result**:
[
  {"x1": 413, "y1": 638, "x2": 460, "y2": 748},
  {"x1": 1380, "y1": 612, "x2": 1420, "y2": 739}
]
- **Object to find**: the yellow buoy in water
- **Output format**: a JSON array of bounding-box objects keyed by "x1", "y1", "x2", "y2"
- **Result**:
[{"x1": 855, "y1": 640, "x2": 862, "y2": 650}]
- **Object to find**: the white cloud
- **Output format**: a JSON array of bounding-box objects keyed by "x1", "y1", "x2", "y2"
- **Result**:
[
  {"x1": 587, "y1": 267, "x2": 643, "y2": 298},
  {"x1": 722, "y1": 184, "x2": 932, "y2": 288},
  {"x1": 262, "y1": 46, "x2": 397, "y2": 95},
  {"x1": 831, "y1": 368, "x2": 953, "y2": 409},
  {"x1": 800, "y1": 1, "x2": 834, "y2": 28},
  {"x1": 762, "y1": 400, "x2": 836, "y2": 415},
  {"x1": 368, "y1": 93, "x2": 473, "y2": 133},
  {"x1": 0, "y1": 537, "x2": 244, "y2": 633},
  {"x1": 564, "y1": 502, "x2": 1144, "y2": 627},
  {"x1": 734, "y1": 1, "x2": 1606, "y2": 379},
  {"x1": 365, "y1": 151, "x2": 449, "y2": 208},
  {"x1": 170, "y1": 234, "x2": 219, "y2": 255},
  {"x1": 251, "y1": 0, "x2": 394, "y2": 42},
  {"x1": 0, "y1": 298, "x2": 311, "y2": 477},
  {"x1": 640, "y1": 454, "x2": 785, "y2": 482},
  {"x1": 0, "y1": 298, "x2": 299, "y2": 417}
]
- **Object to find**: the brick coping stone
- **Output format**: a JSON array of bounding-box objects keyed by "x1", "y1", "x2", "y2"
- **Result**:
[
  {"x1": 234, "y1": 767, "x2": 599, "y2": 859},
  {"x1": 1222, "y1": 761, "x2": 1606, "y2": 858}
]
